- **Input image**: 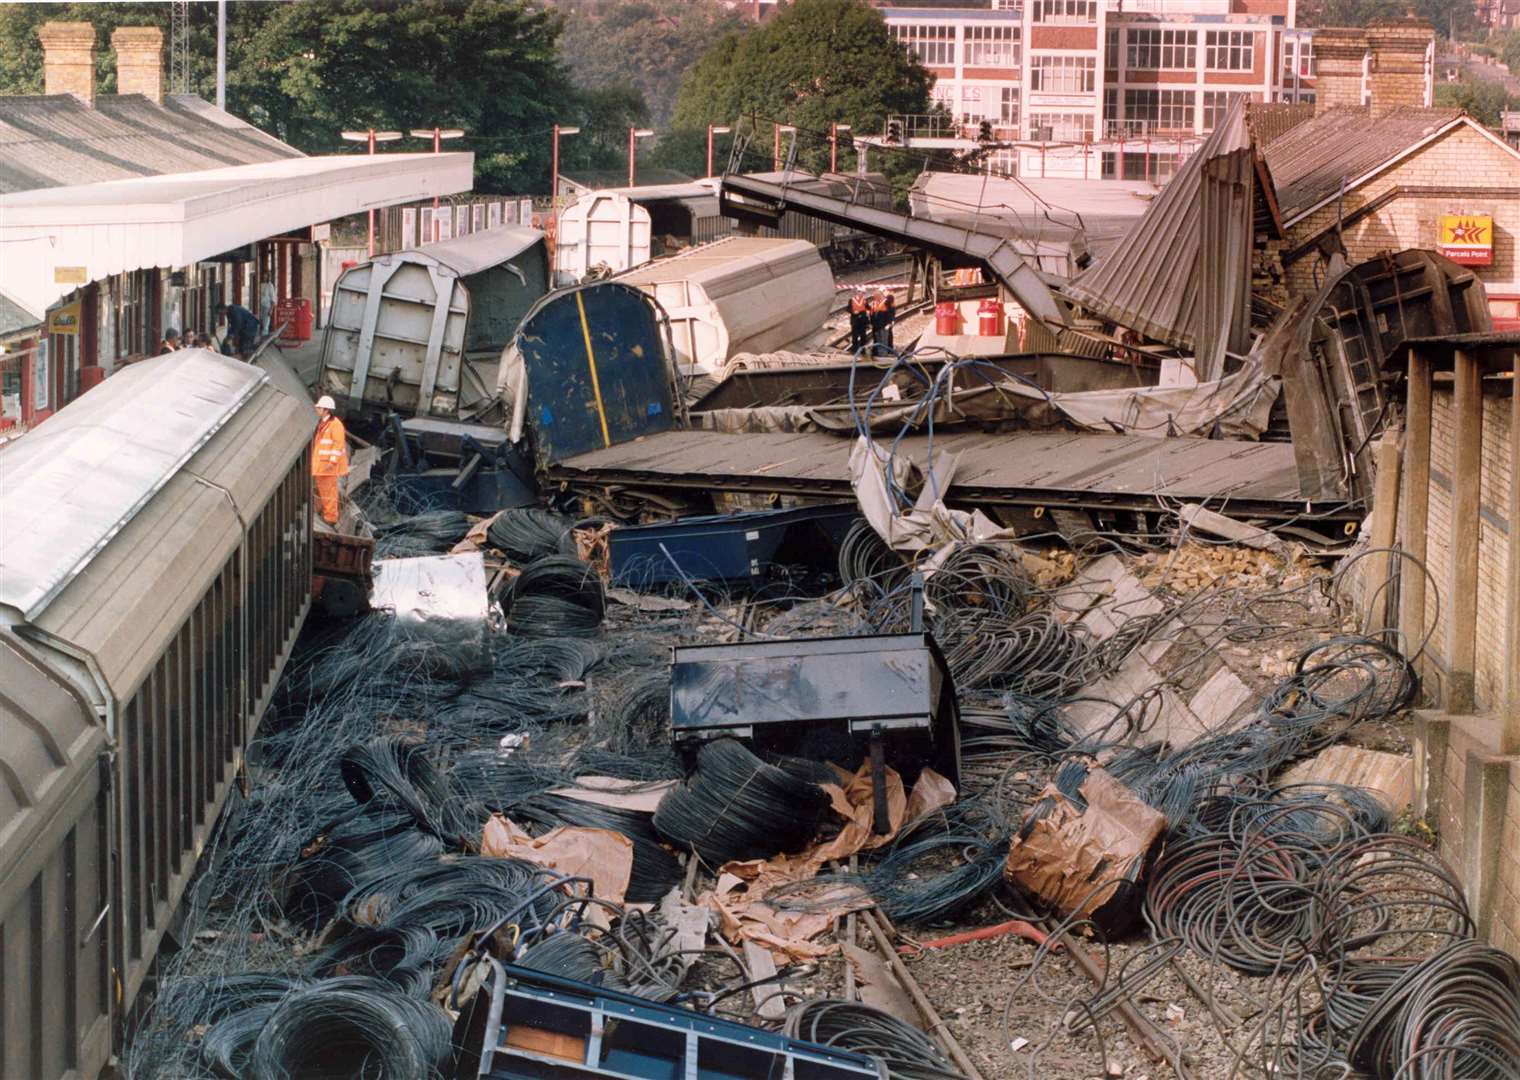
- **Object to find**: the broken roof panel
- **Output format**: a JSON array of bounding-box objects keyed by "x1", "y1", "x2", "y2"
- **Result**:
[
  {"x1": 1065, "y1": 95, "x2": 1262, "y2": 382},
  {"x1": 0, "y1": 92, "x2": 302, "y2": 195},
  {"x1": 1263, "y1": 106, "x2": 1463, "y2": 224}
]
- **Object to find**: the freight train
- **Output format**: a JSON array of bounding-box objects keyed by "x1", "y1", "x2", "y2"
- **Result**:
[{"x1": 0, "y1": 348, "x2": 314, "y2": 1080}]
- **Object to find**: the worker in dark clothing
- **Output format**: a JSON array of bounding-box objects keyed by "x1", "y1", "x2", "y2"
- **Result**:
[
  {"x1": 215, "y1": 303, "x2": 260, "y2": 359},
  {"x1": 848, "y1": 291, "x2": 870, "y2": 354},
  {"x1": 868, "y1": 290, "x2": 891, "y2": 356},
  {"x1": 881, "y1": 290, "x2": 896, "y2": 351},
  {"x1": 156, "y1": 328, "x2": 181, "y2": 355}
]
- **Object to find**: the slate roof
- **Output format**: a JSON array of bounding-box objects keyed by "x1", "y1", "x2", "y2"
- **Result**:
[
  {"x1": 0, "y1": 92, "x2": 301, "y2": 195},
  {"x1": 0, "y1": 288, "x2": 41, "y2": 339},
  {"x1": 1263, "y1": 106, "x2": 1465, "y2": 223}
]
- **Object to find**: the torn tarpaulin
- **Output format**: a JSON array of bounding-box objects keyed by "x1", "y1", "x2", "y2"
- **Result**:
[
  {"x1": 704, "y1": 765, "x2": 955, "y2": 963},
  {"x1": 1003, "y1": 768, "x2": 1165, "y2": 932}
]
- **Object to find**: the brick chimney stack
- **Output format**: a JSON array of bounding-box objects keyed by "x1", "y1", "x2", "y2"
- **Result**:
[
  {"x1": 111, "y1": 26, "x2": 165, "y2": 104},
  {"x1": 37, "y1": 22, "x2": 98, "y2": 107},
  {"x1": 1310, "y1": 28, "x2": 1367, "y2": 116},
  {"x1": 1366, "y1": 16, "x2": 1434, "y2": 116}
]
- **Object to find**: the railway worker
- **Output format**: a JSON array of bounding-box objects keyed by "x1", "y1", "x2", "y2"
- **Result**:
[
  {"x1": 881, "y1": 289, "x2": 896, "y2": 350},
  {"x1": 156, "y1": 327, "x2": 182, "y2": 355},
  {"x1": 215, "y1": 302, "x2": 260, "y2": 359},
  {"x1": 868, "y1": 290, "x2": 891, "y2": 355},
  {"x1": 312, "y1": 395, "x2": 350, "y2": 526},
  {"x1": 848, "y1": 290, "x2": 870, "y2": 353}
]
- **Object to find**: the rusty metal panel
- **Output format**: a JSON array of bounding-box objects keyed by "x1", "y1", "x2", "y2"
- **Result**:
[{"x1": 0, "y1": 636, "x2": 111, "y2": 1080}]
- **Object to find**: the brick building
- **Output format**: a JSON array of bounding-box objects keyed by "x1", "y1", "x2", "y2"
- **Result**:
[
  {"x1": 876, "y1": 0, "x2": 1320, "y2": 179},
  {"x1": 1261, "y1": 19, "x2": 1520, "y2": 321}
]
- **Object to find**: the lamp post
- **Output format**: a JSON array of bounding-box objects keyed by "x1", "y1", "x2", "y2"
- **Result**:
[
  {"x1": 706, "y1": 124, "x2": 732, "y2": 179},
  {"x1": 628, "y1": 127, "x2": 655, "y2": 187},
  {"x1": 829, "y1": 122, "x2": 852, "y2": 173},
  {"x1": 550, "y1": 124, "x2": 581, "y2": 262},
  {"x1": 341, "y1": 129, "x2": 404, "y2": 256},
  {"x1": 773, "y1": 124, "x2": 796, "y2": 171},
  {"x1": 409, "y1": 127, "x2": 465, "y2": 216}
]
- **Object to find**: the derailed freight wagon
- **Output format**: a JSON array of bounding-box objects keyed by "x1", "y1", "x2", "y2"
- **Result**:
[
  {"x1": 0, "y1": 349, "x2": 314, "y2": 1080},
  {"x1": 615, "y1": 236, "x2": 835, "y2": 376},
  {"x1": 319, "y1": 227, "x2": 549, "y2": 425}
]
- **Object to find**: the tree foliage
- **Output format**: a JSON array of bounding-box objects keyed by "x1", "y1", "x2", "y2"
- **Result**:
[
  {"x1": 559, "y1": 0, "x2": 746, "y2": 131},
  {"x1": 661, "y1": 0, "x2": 933, "y2": 193},
  {"x1": 1297, "y1": 0, "x2": 1477, "y2": 38},
  {"x1": 0, "y1": 0, "x2": 646, "y2": 194},
  {"x1": 1434, "y1": 78, "x2": 1515, "y2": 127}
]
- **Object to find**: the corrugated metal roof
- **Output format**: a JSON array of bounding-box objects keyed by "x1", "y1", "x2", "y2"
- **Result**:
[
  {"x1": 1246, "y1": 102, "x2": 1315, "y2": 146},
  {"x1": 910, "y1": 173, "x2": 1156, "y2": 265},
  {"x1": 404, "y1": 226, "x2": 546, "y2": 278},
  {"x1": 564, "y1": 168, "x2": 693, "y2": 191},
  {"x1": 1264, "y1": 106, "x2": 1464, "y2": 223},
  {"x1": 1066, "y1": 95, "x2": 1261, "y2": 381},
  {"x1": 0, "y1": 287, "x2": 40, "y2": 338},
  {"x1": 0, "y1": 92, "x2": 302, "y2": 195},
  {"x1": 0, "y1": 349, "x2": 265, "y2": 619}
]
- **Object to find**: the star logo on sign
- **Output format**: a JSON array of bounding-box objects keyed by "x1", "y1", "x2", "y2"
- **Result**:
[{"x1": 1447, "y1": 221, "x2": 1488, "y2": 244}]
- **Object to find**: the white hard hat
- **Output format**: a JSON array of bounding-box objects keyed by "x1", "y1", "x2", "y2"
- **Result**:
[{"x1": 315, "y1": 395, "x2": 337, "y2": 410}]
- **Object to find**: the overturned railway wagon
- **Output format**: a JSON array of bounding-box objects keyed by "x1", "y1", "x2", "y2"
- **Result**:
[{"x1": 0, "y1": 349, "x2": 314, "y2": 1080}]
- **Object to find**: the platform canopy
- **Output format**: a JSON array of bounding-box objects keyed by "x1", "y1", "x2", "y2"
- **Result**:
[{"x1": 0, "y1": 151, "x2": 473, "y2": 313}]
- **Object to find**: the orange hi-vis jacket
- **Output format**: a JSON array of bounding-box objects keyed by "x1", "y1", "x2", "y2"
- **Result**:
[
  {"x1": 849, "y1": 294, "x2": 868, "y2": 315},
  {"x1": 313, "y1": 416, "x2": 350, "y2": 477}
]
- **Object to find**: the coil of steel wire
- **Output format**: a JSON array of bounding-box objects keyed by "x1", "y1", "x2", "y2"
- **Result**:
[
  {"x1": 653, "y1": 738, "x2": 830, "y2": 866},
  {"x1": 247, "y1": 985, "x2": 453, "y2": 1080}
]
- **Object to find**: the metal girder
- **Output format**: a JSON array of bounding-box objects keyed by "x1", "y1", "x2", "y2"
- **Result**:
[{"x1": 720, "y1": 172, "x2": 1070, "y2": 332}]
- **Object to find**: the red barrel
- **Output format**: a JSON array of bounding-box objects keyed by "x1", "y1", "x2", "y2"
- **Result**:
[
  {"x1": 934, "y1": 301, "x2": 960, "y2": 335},
  {"x1": 978, "y1": 298, "x2": 1005, "y2": 337},
  {"x1": 275, "y1": 297, "x2": 314, "y2": 343}
]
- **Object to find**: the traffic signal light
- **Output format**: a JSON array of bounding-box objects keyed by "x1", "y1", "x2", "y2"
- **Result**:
[{"x1": 886, "y1": 119, "x2": 903, "y2": 144}]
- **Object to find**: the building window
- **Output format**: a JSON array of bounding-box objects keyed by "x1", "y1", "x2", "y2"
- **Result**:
[
  {"x1": 1127, "y1": 29, "x2": 1196, "y2": 71},
  {"x1": 1028, "y1": 111, "x2": 1095, "y2": 140},
  {"x1": 1103, "y1": 86, "x2": 1119, "y2": 126},
  {"x1": 891, "y1": 23, "x2": 956, "y2": 67},
  {"x1": 1031, "y1": 0, "x2": 1095, "y2": 25},
  {"x1": 1201, "y1": 90, "x2": 1240, "y2": 130},
  {"x1": 965, "y1": 24, "x2": 1017, "y2": 67},
  {"x1": 1122, "y1": 88, "x2": 1195, "y2": 133},
  {"x1": 1282, "y1": 37, "x2": 1315, "y2": 79},
  {"x1": 992, "y1": 0, "x2": 1020, "y2": 8},
  {"x1": 1001, "y1": 85, "x2": 1020, "y2": 123},
  {"x1": 1106, "y1": 28, "x2": 1120, "y2": 69},
  {"x1": 960, "y1": 84, "x2": 988, "y2": 123},
  {"x1": 931, "y1": 84, "x2": 956, "y2": 110},
  {"x1": 1031, "y1": 54, "x2": 1096, "y2": 93},
  {"x1": 1205, "y1": 30, "x2": 1256, "y2": 72}
]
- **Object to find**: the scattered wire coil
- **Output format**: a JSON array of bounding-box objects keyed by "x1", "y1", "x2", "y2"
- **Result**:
[{"x1": 248, "y1": 985, "x2": 453, "y2": 1080}]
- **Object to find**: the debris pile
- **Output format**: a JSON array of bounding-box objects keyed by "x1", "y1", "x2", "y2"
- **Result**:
[{"x1": 120, "y1": 477, "x2": 1518, "y2": 1080}]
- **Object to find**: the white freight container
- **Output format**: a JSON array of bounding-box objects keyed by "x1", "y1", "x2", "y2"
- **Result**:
[
  {"x1": 319, "y1": 227, "x2": 547, "y2": 423},
  {"x1": 554, "y1": 193, "x2": 652, "y2": 285},
  {"x1": 615, "y1": 237, "x2": 835, "y2": 376}
]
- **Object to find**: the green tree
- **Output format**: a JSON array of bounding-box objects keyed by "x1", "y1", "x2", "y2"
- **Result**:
[
  {"x1": 0, "y1": 0, "x2": 643, "y2": 194},
  {"x1": 559, "y1": 0, "x2": 746, "y2": 131},
  {"x1": 662, "y1": 0, "x2": 933, "y2": 198},
  {"x1": 1298, "y1": 0, "x2": 1477, "y2": 38},
  {"x1": 1435, "y1": 77, "x2": 1514, "y2": 127}
]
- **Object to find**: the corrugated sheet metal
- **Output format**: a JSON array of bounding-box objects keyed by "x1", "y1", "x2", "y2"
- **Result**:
[
  {"x1": 406, "y1": 226, "x2": 546, "y2": 278},
  {"x1": 0, "y1": 92, "x2": 302, "y2": 195},
  {"x1": 0, "y1": 350, "x2": 265, "y2": 619},
  {"x1": 1246, "y1": 102, "x2": 1315, "y2": 147},
  {"x1": 1065, "y1": 96, "x2": 1259, "y2": 381},
  {"x1": 1264, "y1": 106, "x2": 1463, "y2": 223},
  {"x1": 0, "y1": 287, "x2": 40, "y2": 338}
]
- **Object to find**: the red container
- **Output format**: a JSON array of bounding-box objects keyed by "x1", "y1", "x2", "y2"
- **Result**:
[
  {"x1": 275, "y1": 298, "x2": 314, "y2": 343},
  {"x1": 934, "y1": 301, "x2": 960, "y2": 336},
  {"x1": 978, "y1": 298, "x2": 1005, "y2": 337}
]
